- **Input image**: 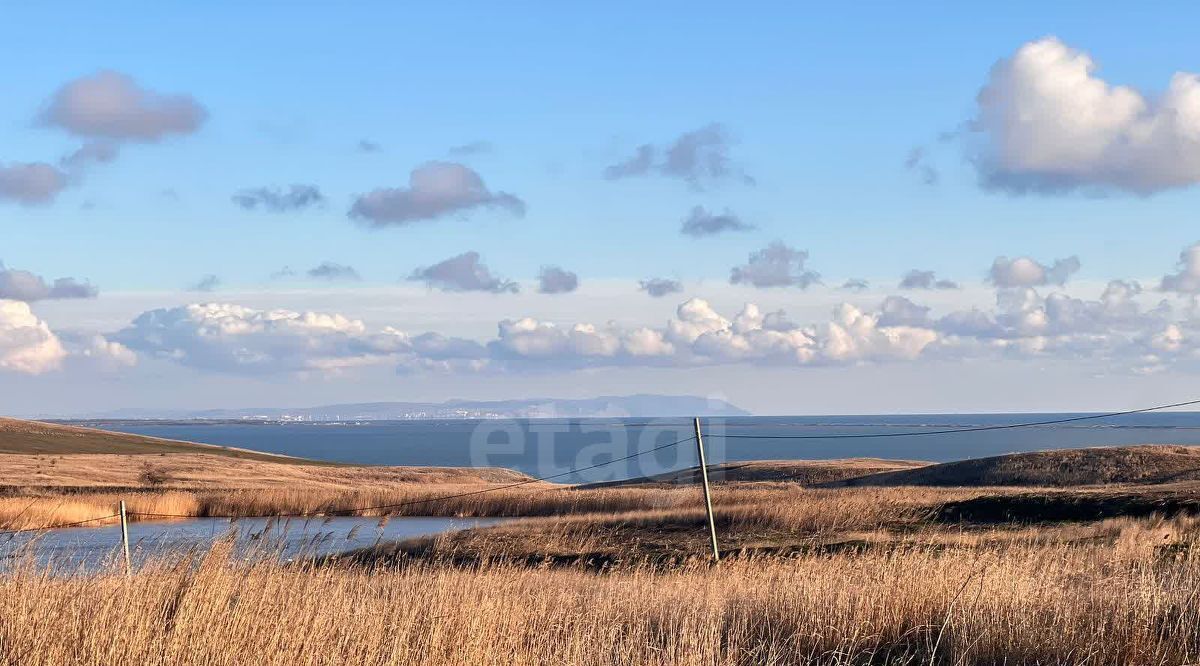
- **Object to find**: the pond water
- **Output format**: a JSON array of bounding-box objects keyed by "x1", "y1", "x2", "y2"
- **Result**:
[{"x1": 0, "y1": 516, "x2": 505, "y2": 572}]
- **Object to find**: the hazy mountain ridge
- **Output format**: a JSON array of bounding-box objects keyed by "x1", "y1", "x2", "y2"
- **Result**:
[{"x1": 55, "y1": 395, "x2": 750, "y2": 420}]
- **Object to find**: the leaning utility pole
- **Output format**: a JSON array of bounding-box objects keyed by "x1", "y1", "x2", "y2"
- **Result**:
[{"x1": 692, "y1": 417, "x2": 720, "y2": 563}]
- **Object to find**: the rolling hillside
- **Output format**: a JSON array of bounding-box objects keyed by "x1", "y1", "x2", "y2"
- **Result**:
[
  {"x1": 835, "y1": 445, "x2": 1200, "y2": 487},
  {"x1": 0, "y1": 417, "x2": 305, "y2": 461},
  {"x1": 581, "y1": 458, "x2": 930, "y2": 488}
]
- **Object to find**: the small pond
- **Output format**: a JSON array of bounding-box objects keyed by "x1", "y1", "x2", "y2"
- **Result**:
[{"x1": 0, "y1": 516, "x2": 505, "y2": 572}]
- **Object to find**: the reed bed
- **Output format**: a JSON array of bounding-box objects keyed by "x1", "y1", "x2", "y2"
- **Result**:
[{"x1": 2, "y1": 518, "x2": 1199, "y2": 665}]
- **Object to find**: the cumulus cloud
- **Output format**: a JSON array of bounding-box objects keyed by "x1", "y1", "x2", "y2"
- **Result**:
[
  {"x1": 604, "y1": 124, "x2": 753, "y2": 188},
  {"x1": 112, "y1": 303, "x2": 495, "y2": 376},
  {"x1": 0, "y1": 300, "x2": 67, "y2": 374},
  {"x1": 658, "y1": 298, "x2": 935, "y2": 366},
  {"x1": 232, "y1": 185, "x2": 324, "y2": 212},
  {"x1": 841, "y1": 278, "x2": 870, "y2": 291},
  {"x1": 100, "y1": 295, "x2": 911, "y2": 375},
  {"x1": 970, "y1": 37, "x2": 1200, "y2": 194},
  {"x1": 877, "y1": 295, "x2": 932, "y2": 327},
  {"x1": 988, "y1": 256, "x2": 1081, "y2": 288},
  {"x1": 104, "y1": 259, "x2": 1200, "y2": 378},
  {"x1": 55, "y1": 332, "x2": 139, "y2": 371},
  {"x1": 0, "y1": 264, "x2": 97, "y2": 301},
  {"x1": 537, "y1": 266, "x2": 579, "y2": 294},
  {"x1": 114, "y1": 303, "x2": 417, "y2": 374},
  {"x1": 639, "y1": 278, "x2": 684, "y2": 298},
  {"x1": 489, "y1": 318, "x2": 673, "y2": 362},
  {"x1": 409, "y1": 251, "x2": 518, "y2": 294},
  {"x1": 899, "y1": 270, "x2": 958, "y2": 290},
  {"x1": 38, "y1": 70, "x2": 207, "y2": 142},
  {"x1": 730, "y1": 242, "x2": 820, "y2": 289},
  {"x1": 349, "y1": 162, "x2": 525, "y2": 226},
  {"x1": 188, "y1": 275, "x2": 221, "y2": 293},
  {"x1": 679, "y1": 206, "x2": 754, "y2": 237},
  {"x1": 306, "y1": 262, "x2": 360, "y2": 281},
  {"x1": 0, "y1": 162, "x2": 69, "y2": 205},
  {"x1": 1160, "y1": 242, "x2": 1200, "y2": 293},
  {"x1": 82, "y1": 335, "x2": 137, "y2": 368}
]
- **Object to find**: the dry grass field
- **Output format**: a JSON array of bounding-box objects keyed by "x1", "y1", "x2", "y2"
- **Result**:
[
  {"x1": 5, "y1": 418, "x2": 1200, "y2": 664},
  {"x1": 2, "y1": 515, "x2": 1199, "y2": 665}
]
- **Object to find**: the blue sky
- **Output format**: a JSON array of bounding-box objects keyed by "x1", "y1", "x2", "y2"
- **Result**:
[{"x1": 4, "y1": 2, "x2": 1200, "y2": 415}]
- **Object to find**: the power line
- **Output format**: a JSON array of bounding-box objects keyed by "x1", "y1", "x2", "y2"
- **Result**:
[
  {"x1": 0, "y1": 513, "x2": 120, "y2": 538},
  {"x1": 10, "y1": 396, "x2": 1200, "y2": 532},
  {"x1": 5, "y1": 437, "x2": 695, "y2": 530},
  {"x1": 128, "y1": 435, "x2": 696, "y2": 520},
  {"x1": 707, "y1": 398, "x2": 1200, "y2": 440}
]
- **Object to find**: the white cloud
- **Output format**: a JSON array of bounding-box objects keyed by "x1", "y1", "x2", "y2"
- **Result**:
[
  {"x1": 409, "y1": 251, "x2": 518, "y2": 294},
  {"x1": 39, "y1": 70, "x2": 207, "y2": 142},
  {"x1": 537, "y1": 266, "x2": 579, "y2": 294},
  {"x1": 0, "y1": 264, "x2": 97, "y2": 301},
  {"x1": 349, "y1": 162, "x2": 525, "y2": 226},
  {"x1": 232, "y1": 185, "x2": 324, "y2": 212},
  {"x1": 489, "y1": 318, "x2": 673, "y2": 363},
  {"x1": 988, "y1": 255, "x2": 1081, "y2": 287},
  {"x1": 899, "y1": 269, "x2": 958, "y2": 290},
  {"x1": 639, "y1": 278, "x2": 683, "y2": 298},
  {"x1": 729, "y1": 242, "x2": 820, "y2": 289},
  {"x1": 306, "y1": 262, "x2": 361, "y2": 281},
  {"x1": 0, "y1": 162, "x2": 69, "y2": 205},
  {"x1": 114, "y1": 303, "x2": 417, "y2": 374},
  {"x1": 819, "y1": 304, "x2": 938, "y2": 362},
  {"x1": 76, "y1": 335, "x2": 138, "y2": 370},
  {"x1": 679, "y1": 206, "x2": 753, "y2": 237},
  {"x1": 0, "y1": 300, "x2": 67, "y2": 374},
  {"x1": 1161, "y1": 242, "x2": 1200, "y2": 293},
  {"x1": 96, "y1": 239, "x2": 1200, "y2": 379},
  {"x1": 605, "y1": 123, "x2": 754, "y2": 188},
  {"x1": 971, "y1": 37, "x2": 1200, "y2": 194},
  {"x1": 487, "y1": 298, "x2": 938, "y2": 369},
  {"x1": 877, "y1": 295, "x2": 932, "y2": 327},
  {"x1": 60, "y1": 141, "x2": 120, "y2": 171}
]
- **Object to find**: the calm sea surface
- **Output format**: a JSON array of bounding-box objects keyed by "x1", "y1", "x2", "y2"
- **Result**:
[{"x1": 83, "y1": 413, "x2": 1200, "y2": 484}]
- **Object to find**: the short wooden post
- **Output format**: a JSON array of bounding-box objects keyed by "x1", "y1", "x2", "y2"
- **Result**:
[
  {"x1": 693, "y1": 418, "x2": 720, "y2": 563},
  {"x1": 119, "y1": 500, "x2": 131, "y2": 576}
]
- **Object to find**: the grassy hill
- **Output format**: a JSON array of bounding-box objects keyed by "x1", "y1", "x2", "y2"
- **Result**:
[
  {"x1": 0, "y1": 417, "x2": 531, "y2": 492},
  {"x1": 582, "y1": 458, "x2": 930, "y2": 488},
  {"x1": 834, "y1": 445, "x2": 1200, "y2": 487},
  {"x1": 0, "y1": 417, "x2": 307, "y2": 461},
  {"x1": 587, "y1": 446, "x2": 1200, "y2": 489}
]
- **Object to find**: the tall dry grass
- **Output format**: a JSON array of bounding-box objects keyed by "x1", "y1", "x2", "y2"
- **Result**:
[
  {"x1": 1, "y1": 483, "x2": 987, "y2": 531},
  {"x1": 2, "y1": 518, "x2": 1200, "y2": 665}
]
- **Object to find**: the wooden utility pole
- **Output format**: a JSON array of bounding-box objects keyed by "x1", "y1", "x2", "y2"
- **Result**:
[
  {"x1": 119, "y1": 500, "x2": 131, "y2": 576},
  {"x1": 692, "y1": 418, "x2": 720, "y2": 563}
]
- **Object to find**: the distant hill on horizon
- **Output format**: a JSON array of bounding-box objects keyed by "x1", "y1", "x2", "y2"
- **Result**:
[{"x1": 49, "y1": 394, "x2": 751, "y2": 421}]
